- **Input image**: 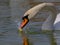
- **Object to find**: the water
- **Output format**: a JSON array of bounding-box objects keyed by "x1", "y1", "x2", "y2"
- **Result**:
[
  {"x1": 0, "y1": 6, "x2": 22, "y2": 45},
  {"x1": 0, "y1": 0, "x2": 60, "y2": 45}
]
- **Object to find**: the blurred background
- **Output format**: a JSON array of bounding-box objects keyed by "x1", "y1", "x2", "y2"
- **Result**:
[{"x1": 0, "y1": 0, "x2": 60, "y2": 45}]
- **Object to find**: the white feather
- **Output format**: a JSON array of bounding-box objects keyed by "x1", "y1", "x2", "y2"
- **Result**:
[{"x1": 24, "y1": 3, "x2": 57, "y2": 30}]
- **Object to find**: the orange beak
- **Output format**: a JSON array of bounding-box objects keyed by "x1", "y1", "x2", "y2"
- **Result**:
[{"x1": 19, "y1": 18, "x2": 29, "y2": 29}]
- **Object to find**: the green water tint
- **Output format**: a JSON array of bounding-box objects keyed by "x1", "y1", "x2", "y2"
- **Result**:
[
  {"x1": 26, "y1": 29, "x2": 57, "y2": 45},
  {"x1": 18, "y1": 29, "x2": 33, "y2": 45},
  {"x1": 47, "y1": 31, "x2": 57, "y2": 45},
  {"x1": 18, "y1": 28, "x2": 57, "y2": 45}
]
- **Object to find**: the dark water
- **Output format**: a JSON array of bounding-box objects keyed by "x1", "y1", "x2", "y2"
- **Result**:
[{"x1": 0, "y1": 1, "x2": 60, "y2": 45}]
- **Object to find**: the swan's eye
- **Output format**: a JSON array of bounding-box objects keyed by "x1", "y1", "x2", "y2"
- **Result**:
[{"x1": 22, "y1": 14, "x2": 29, "y2": 20}]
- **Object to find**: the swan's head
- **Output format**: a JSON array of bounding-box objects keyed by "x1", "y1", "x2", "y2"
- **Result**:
[
  {"x1": 19, "y1": 8, "x2": 38, "y2": 29},
  {"x1": 19, "y1": 14, "x2": 29, "y2": 29}
]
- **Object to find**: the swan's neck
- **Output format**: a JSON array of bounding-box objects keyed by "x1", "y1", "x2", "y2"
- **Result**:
[
  {"x1": 25, "y1": 3, "x2": 57, "y2": 30},
  {"x1": 34, "y1": 3, "x2": 57, "y2": 30},
  {"x1": 33, "y1": 3, "x2": 57, "y2": 30}
]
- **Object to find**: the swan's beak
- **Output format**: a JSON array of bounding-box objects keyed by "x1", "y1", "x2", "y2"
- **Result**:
[{"x1": 20, "y1": 18, "x2": 29, "y2": 29}]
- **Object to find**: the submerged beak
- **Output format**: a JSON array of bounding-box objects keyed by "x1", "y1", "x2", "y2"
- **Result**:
[{"x1": 19, "y1": 18, "x2": 29, "y2": 29}]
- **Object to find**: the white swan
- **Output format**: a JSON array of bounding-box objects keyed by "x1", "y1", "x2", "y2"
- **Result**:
[{"x1": 19, "y1": 3, "x2": 57, "y2": 30}]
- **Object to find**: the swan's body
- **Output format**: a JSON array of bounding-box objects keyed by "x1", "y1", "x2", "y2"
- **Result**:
[
  {"x1": 19, "y1": 3, "x2": 57, "y2": 30},
  {"x1": 54, "y1": 13, "x2": 60, "y2": 30}
]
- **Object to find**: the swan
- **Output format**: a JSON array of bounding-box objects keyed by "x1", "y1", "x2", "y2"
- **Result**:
[{"x1": 19, "y1": 3, "x2": 57, "y2": 30}]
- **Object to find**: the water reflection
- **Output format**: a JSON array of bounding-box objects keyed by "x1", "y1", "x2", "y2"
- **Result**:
[
  {"x1": 54, "y1": 22, "x2": 60, "y2": 30},
  {"x1": 0, "y1": 0, "x2": 60, "y2": 45}
]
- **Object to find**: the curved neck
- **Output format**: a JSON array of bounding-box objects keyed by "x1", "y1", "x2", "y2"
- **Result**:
[
  {"x1": 25, "y1": 3, "x2": 57, "y2": 30},
  {"x1": 31, "y1": 3, "x2": 57, "y2": 30}
]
